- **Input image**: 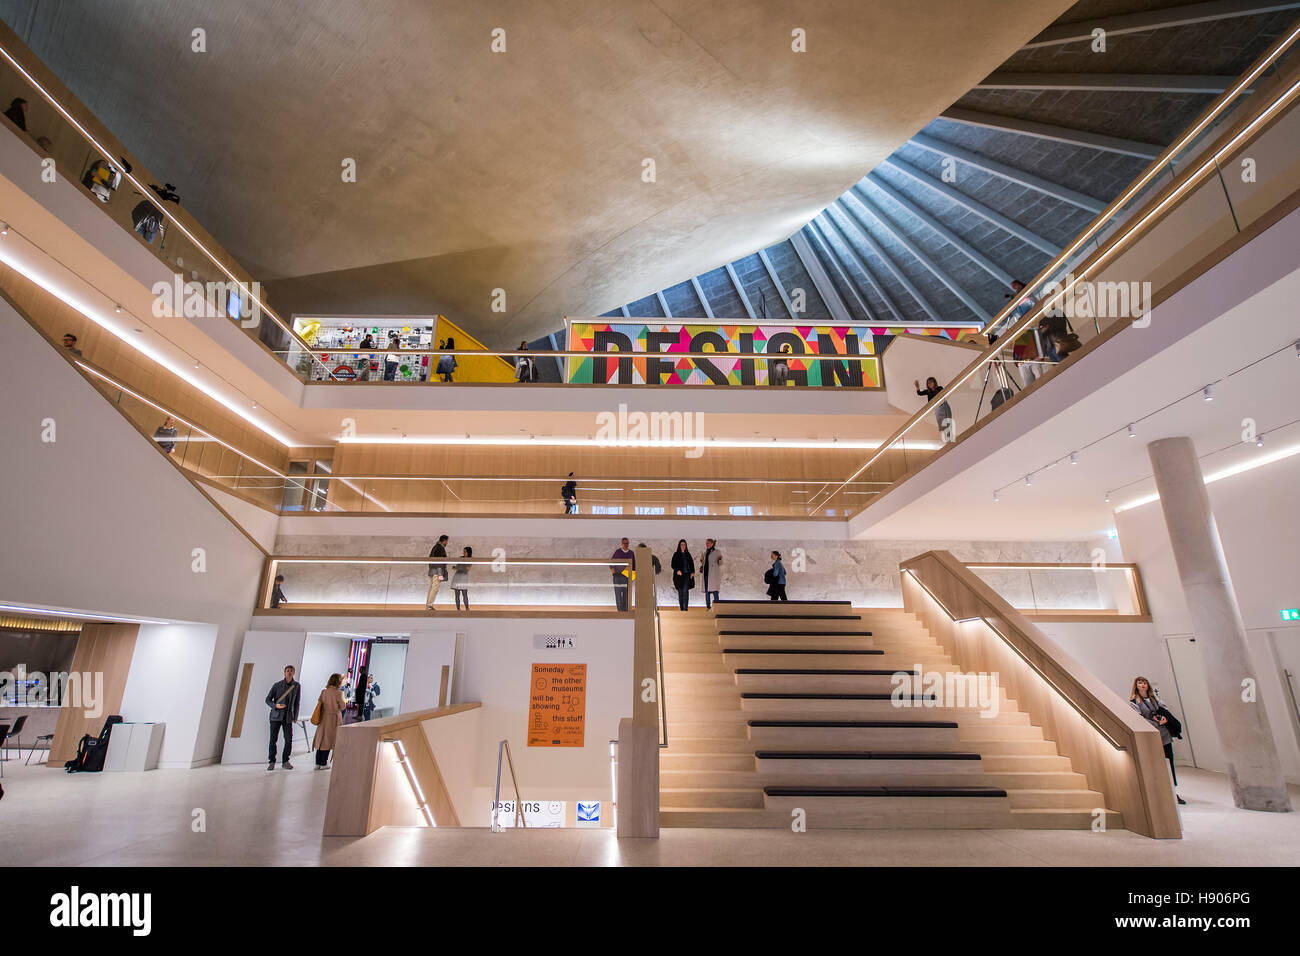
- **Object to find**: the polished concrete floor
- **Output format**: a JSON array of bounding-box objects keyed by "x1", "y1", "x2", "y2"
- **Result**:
[{"x1": 2, "y1": 752, "x2": 1298, "y2": 866}]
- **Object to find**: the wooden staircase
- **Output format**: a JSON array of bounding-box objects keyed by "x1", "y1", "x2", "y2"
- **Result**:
[{"x1": 659, "y1": 600, "x2": 1124, "y2": 829}]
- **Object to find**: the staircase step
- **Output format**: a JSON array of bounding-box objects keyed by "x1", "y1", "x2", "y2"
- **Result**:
[
  {"x1": 661, "y1": 753, "x2": 756, "y2": 772},
  {"x1": 1005, "y1": 788, "x2": 1106, "y2": 810},
  {"x1": 720, "y1": 630, "x2": 874, "y2": 636},
  {"x1": 764, "y1": 785, "x2": 1006, "y2": 798},
  {"x1": 723, "y1": 648, "x2": 884, "y2": 655},
  {"x1": 1010, "y1": 808, "x2": 1124, "y2": 829},
  {"x1": 662, "y1": 737, "x2": 755, "y2": 754},
  {"x1": 754, "y1": 750, "x2": 980, "y2": 761},
  {"x1": 660, "y1": 788, "x2": 764, "y2": 809}
]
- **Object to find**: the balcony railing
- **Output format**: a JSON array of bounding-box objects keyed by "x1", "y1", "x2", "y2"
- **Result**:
[
  {"x1": 816, "y1": 24, "x2": 1300, "y2": 518},
  {"x1": 256, "y1": 555, "x2": 638, "y2": 613}
]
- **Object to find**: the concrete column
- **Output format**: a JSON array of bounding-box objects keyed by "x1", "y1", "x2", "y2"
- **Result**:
[{"x1": 1148, "y1": 437, "x2": 1291, "y2": 811}]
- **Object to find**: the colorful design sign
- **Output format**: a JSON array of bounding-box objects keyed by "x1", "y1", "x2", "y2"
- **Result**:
[
  {"x1": 566, "y1": 321, "x2": 972, "y2": 386},
  {"x1": 527, "y1": 662, "x2": 586, "y2": 747}
]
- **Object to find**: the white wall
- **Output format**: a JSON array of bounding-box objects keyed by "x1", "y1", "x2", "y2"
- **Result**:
[
  {"x1": 119, "y1": 623, "x2": 218, "y2": 768},
  {"x1": 221, "y1": 630, "x2": 305, "y2": 765},
  {"x1": 0, "y1": 307, "x2": 267, "y2": 766},
  {"x1": 256, "y1": 612, "x2": 633, "y2": 823},
  {"x1": 300, "y1": 633, "x2": 351, "y2": 712},
  {"x1": 1115, "y1": 451, "x2": 1300, "y2": 781}
]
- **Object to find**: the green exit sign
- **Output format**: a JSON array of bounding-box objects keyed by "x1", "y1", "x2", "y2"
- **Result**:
[{"x1": 1283, "y1": 609, "x2": 1300, "y2": 621}]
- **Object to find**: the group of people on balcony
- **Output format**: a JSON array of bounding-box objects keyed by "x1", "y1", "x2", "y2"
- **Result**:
[{"x1": 914, "y1": 278, "x2": 1084, "y2": 436}]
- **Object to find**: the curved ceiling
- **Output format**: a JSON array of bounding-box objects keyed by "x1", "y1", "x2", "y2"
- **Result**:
[{"x1": 0, "y1": 0, "x2": 1074, "y2": 341}]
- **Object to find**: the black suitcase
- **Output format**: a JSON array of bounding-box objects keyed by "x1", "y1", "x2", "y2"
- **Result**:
[
  {"x1": 65, "y1": 715, "x2": 123, "y2": 773},
  {"x1": 990, "y1": 387, "x2": 1014, "y2": 411}
]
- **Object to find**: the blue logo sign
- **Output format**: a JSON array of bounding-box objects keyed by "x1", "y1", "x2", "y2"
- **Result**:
[{"x1": 577, "y1": 801, "x2": 600, "y2": 822}]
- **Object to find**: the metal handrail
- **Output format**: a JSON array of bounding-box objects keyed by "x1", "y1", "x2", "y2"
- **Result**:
[{"x1": 491, "y1": 738, "x2": 526, "y2": 832}]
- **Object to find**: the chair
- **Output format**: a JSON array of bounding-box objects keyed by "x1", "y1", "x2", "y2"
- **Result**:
[
  {"x1": 26, "y1": 733, "x2": 53, "y2": 765},
  {"x1": 1, "y1": 714, "x2": 26, "y2": 762},
  {"x1": 0, "y1": 723, "x2": 9, "y2": 777}
]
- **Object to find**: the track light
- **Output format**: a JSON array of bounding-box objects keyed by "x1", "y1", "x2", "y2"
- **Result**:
[
  {"x1": 114, "y1": 304, "x2": 122, "y2": 314},
  {"x1": 1105, "y1": 492, "x2": 1111, "y2": 503},
  {"x1": 993, "y1": 491, "x2": 999, "y2": 503},
  {"x1": 1128, "y1": 424, "x2": 1136, "y2": 439},
  {"x1": 1070, "y1": 451, "x2": 1078, "y2": 465},
  {"x1": 1256, "y1": 433, "x2": 1265, "y2": 447},
  {"x1": 0, "y1": 223, "x2": 9, "y2": 235},
  {"x1": 1203, "y1": 384, "x2": 1213, "y2": 402},
  {"x1": 1025, "y1": 475, "x2": 1032, "y2": 486}
]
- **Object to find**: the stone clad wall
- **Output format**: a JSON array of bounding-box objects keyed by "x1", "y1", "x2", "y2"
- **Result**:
[{"x1": 272, "y1": 533, "x2": 1097, "y2": 608}]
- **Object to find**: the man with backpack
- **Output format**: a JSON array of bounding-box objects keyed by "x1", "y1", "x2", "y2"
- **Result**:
[{"x1": 266, "y1": 665, "x2": 301, "y2": 770}]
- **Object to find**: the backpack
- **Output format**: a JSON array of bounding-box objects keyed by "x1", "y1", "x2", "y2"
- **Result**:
[
  {"x1": 990, "y1": 387, "x2": 1014, "y2": 411},
  {"x1": 65, "y1": 715, "x2": 123, "y2": 773}
]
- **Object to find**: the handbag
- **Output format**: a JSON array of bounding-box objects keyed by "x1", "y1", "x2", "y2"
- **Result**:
[
  {"x1": 764, "y1": 568, "x2": 775, "y2": 585},
  {"x1": 310, "y1": 696, "x2": 323, "y2": 726},
  {"x1": 1156, "y1": 705, "x2": 1182, "y2": 739},
  {"x1": 1053, "y1": 320, "x2": 1082, "y2": 357}
]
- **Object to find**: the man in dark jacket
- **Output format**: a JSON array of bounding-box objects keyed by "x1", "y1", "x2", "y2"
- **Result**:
[
  {"x1": 427, "y1": 534, "x2": 449, "y2": 609},
  {"x1": 265, "y1": 665, "x2": 301, "y2": 770},
  {"x1": 562, "y1": 473, "x2": 578, "y2": 514},
  {"x1": 361, "y1": 675, "x2": 382, "y2": 721}
]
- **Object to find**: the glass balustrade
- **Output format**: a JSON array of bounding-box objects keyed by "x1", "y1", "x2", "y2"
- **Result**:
[
  {"x1": 965, "y1": 563, "x2": 1148, "y2": 618},
  {"x1": 259, "y1": 556, "x2": 638, "y2": 612}
]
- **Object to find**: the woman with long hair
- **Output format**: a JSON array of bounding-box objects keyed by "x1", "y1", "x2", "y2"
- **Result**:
[
  {"x1": 452, "y1": 546, "x2": 473, "y2": 611},
  {"x1": 670, "y1": 539, "x2": 695, "y2": 611},
  {"x1": 1130, "y1": 675, "x2": 1186, "y2": 805},
  {"x1": 311, "y1": 673, "x2": 346, "y2": 769}
]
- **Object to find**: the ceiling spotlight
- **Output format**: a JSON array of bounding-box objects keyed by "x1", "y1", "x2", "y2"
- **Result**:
[
  {"x1": 1127, "y1": 423, "x2": 1136, "y2": 439},
  {"x1": 114, "y1": 304, "x2": 122, "y2": 314},
  {"x1": 1256, "y1": 433, "x2": 1265, "y2": 447},
  {"x1": 193, "y1": 361, "x2": 200, "y2": 369},
  {"x1": 993, "y1": 491, "x2": 1000, "y2": 503},
  {"x1": 0, "y1": 223, "x2": 8, "y2": 235},
  {"x1": 1203, "y1": 384, "x2": 1213, "y2": 402},
  {"x1": 1069, "y1": 451, "x2": 1078, "y2": 465},
  {"x1": 1025, "y1": 475, "x2": 1032, "y2": 486},
  {"x1": 1105, "y1": 492, "x2": 1111, "y2": 503}
]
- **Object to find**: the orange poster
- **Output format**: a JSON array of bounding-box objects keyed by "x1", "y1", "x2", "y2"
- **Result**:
[{"x1": 527, "y1": 663, "x2": 586, "y2": 747}]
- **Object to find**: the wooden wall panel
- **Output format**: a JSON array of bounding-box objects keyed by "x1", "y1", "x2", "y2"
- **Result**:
[{"x1": 48, "y1": 623, "x2": 139, "y2": 764}]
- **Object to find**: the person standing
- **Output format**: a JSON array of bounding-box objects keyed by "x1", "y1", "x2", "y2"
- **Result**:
[
  {"x1": 154, "y1": 416, "x2": 179, "y2": 455},
  {"x1": 61, "y1": 333, "x2": 83, "y2": 357},
  {"x1": 361, "y1": 675, "x2": 382, "y2": 721},
  {"x1": 699, "y1": 538, "x2": 722, "y2": 609},
  {"x1": 1130, "y1": 676, "x2": 1187, "y2": 805},
  {"x1": 770, "y1": 343, "x2": 792, "y2": 386},
  {"x1": 611, "y1": 537, "x2": 635, "y2": 611},
  {"x1": 311, "y1": 674, "x2": 346, "y2": 769},
  {"x1": 437, "y1": 338, "x2": 458, "y2": 382},
  {"x1": 515, "y1": 341, "x2": 533, "y2": 383},
  {"x1": 562, "y1": 473, "x2": 578, "y2": 515},
  {"x1": 765, "y1": 551, "x2": 788, "y2": 602},
  {"x1": 914, "y1": 377, "x2": 952, "y2": 437},
  {"x1": 4, "y1": 97, "x2": 27, "y2": 131},
  {"x1": 426, "y1": 535, "x2": 449, "y2": 610},
  {"x1": 671, "y1": 539, "x2": 695, "y2": 611},
  {"x1": 384, "y1": 335, "x2": 401, "y2": 381},
  {"x1": 452, "y1": 546, "x2": 473, "y2": 611},
  {"x1": 270, "y1": 574, "x2": 288, "y2": 609},
  {"x1": 265, "y1": 665, "x2": 301, "y2": 770}
]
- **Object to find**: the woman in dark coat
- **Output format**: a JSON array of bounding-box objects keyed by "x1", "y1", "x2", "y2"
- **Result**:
[{"x1": 670, "y1": 539, "x2": 695, "y2": 611}]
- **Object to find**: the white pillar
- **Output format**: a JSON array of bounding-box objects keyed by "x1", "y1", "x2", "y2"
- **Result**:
[{"x1": 1148, "y1": 437, "x2": 1291, "y2": 811}]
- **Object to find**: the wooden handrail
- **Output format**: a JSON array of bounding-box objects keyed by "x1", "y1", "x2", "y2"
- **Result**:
[{"x1": 900, "y1": 551, "x2": 1180, "y2": 839}]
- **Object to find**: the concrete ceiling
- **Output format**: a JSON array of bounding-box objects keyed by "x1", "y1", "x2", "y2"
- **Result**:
[{"x1": 1, "y1": 0, "x2": 1075, "y2": 342}]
